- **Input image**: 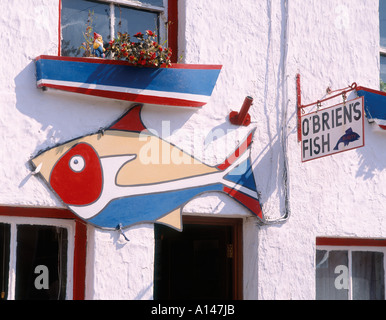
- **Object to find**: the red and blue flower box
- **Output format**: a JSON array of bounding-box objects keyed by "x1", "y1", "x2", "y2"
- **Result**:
[{"x1": 35, "y1": 55, "x2": 222, "y2": 108}]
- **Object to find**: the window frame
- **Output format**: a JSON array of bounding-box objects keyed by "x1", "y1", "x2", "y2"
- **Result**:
[
  {"x1": 380, "y1": 0, "x2": 386, "y2": 84},
  {"x1": 316, "y1": 237, "x2": 386, "y2": 300},
  {"x1": 57, "y1": 0, "x2": 178, "y2": 61},
  {"x1": 0, "y1": 206, "x2": 87, "y2": 300}
]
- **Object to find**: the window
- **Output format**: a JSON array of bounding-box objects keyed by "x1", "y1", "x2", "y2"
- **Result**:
[
  {"x1": 380, "y1": 1, "x2": 386, "y2": 87},
  {"x1": 0, "y1": 207, "x2": 87, "y2": 300},
  {"x1": 0, "y1": 217, "x2": 74, "y2": 300},
  {"x1": 316, "y1": 238, "x2": 386, "y2": 300},
  {"x1": 60, "y1": 0, "x2": 168, "y2": 57}
]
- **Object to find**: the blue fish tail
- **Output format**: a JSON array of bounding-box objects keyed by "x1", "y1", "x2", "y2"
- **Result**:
[
  {"x1": 217, "y1": 131, "x2": 263, "y2": 220},
  {"x1": 333, "y1": 141, "x2": 340, "y2": 150}
]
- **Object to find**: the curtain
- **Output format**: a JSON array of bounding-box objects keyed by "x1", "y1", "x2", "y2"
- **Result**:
[
  {"x1": 316, "y1": 250, "x2": 349, "y2": 300},
  {"x1": 352, "y1": 251, "x2": 385, "y2": 300}
]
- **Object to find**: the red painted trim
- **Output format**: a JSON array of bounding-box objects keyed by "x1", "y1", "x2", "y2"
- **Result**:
[
  {"x1": 356, "y1": 86, "x2": 386, "y2": 97},
  {"x1": 0, "y1": 206, "x2": 87, "y2": 300},
  {"x1": 110, "y1": 104, "x2": 147, "y2": 132},
  {"x1": 58, "y1": 0, "x2": 62, "y2": 56},
  {"x1": 223, "y1": 186, "x2": 263, "y2": 219},
  {"x1": 217, "y1": 132, "x2": 253, "y2": 170},
  {"x1": 317, "y1": 237, "x2": 386, "y2": 247},
  {"x1": 168, "y1": 0, "x2": 178, "y2": 64},
  {"x1": 35, "y1": 55, "x2": 222, "y2": 69},
  {"x1": 0, "y1": 205, "x2": 76, "y2": 219},
  {"x1": 296, "y1": 74, "x2": 302, "y2": 142},
  {"x1": 39, "y1": 83, "x2": 206, "y2": 107},
  {"x1": 73, "y1": 219, "x2": 87, "y2": 300}
]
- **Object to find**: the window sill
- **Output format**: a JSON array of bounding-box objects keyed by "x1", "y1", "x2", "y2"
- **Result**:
[{"x1": 35, "y1": 55, "x2": 222, "y2": 108}]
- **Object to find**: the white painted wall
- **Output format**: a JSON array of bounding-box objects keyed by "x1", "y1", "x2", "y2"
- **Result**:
[{"x1": 0, "y1": 0, "x2": 385, "y2": 300}]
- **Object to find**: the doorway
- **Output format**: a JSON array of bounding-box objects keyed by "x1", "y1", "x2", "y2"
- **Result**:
[{"x1": 154, "y1": 216, "x2": 243, "y2": 300}]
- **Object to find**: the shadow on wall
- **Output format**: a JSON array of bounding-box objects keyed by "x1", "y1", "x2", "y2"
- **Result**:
[
  {"x1": 13, "y1": 60, "x2": 127, "y2": 159},
  {"x1": 355, "y1": 123, "x2": 386, "y2": 180}
]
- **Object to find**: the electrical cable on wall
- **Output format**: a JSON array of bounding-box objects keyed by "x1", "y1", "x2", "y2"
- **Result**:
[{"x1": 261, "y1": 0, "x2": 291, "y2": 225}]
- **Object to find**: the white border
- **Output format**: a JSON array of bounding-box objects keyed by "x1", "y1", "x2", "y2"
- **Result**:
[{"x1": 0, "y1": 216, "x2": 75, "y2": 300}]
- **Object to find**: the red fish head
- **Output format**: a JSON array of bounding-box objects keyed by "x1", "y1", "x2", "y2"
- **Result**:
[{"x1": 49, "y1": 143, "x2": 103, "y2": 206}]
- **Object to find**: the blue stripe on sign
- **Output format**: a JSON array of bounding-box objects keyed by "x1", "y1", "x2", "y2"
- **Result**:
[
  {"x1": 37, "y1": 58, "x2": 221, "y2": 96},
  {"x1": 88, "y1": 184, "x2": 223, "y2": 229}
]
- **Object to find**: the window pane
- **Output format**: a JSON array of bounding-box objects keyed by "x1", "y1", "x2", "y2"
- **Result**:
[
  {"x1": 61, "y1": 0, "x2": 111, "y2": 57},
  {"x1": 352, "y1": 251, "x2": 385, "y2": 300},
  {"x1": 138, "y1": 0, "x2": 164, "y2": 7},
  {"x1": 114, "y1": 5, "x2": 159, "y2": 37},
  {"x1": 316, "y1": 250, "x2": 349, "y2": 300},
  {"x1": 0, "y1": 223, "x2": 10, "y2": 300},
  {"x1": 15, "y1": 225, "x2": 68, "y2": 300},
  {"x1": 380, "y1": 0, "x2": 386, "y2": 47},
  {"x1": 380, "y1": 55, "x2": 386, "y2": 84}
]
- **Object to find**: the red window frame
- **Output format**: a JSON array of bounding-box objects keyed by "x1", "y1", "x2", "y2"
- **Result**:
[
  {"x1": 316, "y1": 237, "x2": 386, "y2": 247},
  {"x1": 57, "y1": 0, "x2": 179, "y2": 60},
  {"x1": 0, "y1": 206, "x2": 87, "y2": 300}
]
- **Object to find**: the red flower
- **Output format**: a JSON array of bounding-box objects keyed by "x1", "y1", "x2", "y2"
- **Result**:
[
  {"x1": 129, "y1": 55, "x2": 135, "y2": 61},
  {"x1": 134, "y1": 32, "x2": 143, "y2": 38},
  {"x1": 146, "y1": 30, "x2": 155, "y2": 36}
]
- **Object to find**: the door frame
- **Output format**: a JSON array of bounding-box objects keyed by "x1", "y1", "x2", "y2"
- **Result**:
[{"x1": 182, "y1": 216, "x2": 243, "y2": 300}]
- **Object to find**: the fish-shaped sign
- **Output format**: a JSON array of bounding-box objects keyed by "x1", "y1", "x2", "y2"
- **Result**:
[{"x1": 30, "y1": 105, "x2": 263, "y2": 231}]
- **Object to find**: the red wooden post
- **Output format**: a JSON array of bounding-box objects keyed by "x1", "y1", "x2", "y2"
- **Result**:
[
  {"x1": 229, "y1": 96, "x2": 253, "y2": 126},
  {"x1": 296, "y1": 74, "x2": 302, "y2": 142}
]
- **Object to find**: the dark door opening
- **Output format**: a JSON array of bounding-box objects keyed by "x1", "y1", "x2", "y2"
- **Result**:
[{"x1": 154, "y1": 217, "x2": 242, "y2": 300}]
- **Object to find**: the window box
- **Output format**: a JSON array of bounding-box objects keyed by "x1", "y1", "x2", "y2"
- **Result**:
[
  {"x1": 356, "y1": 86, "x2": 386, "y2": 130},
  {"x1": 35, "y1": 55, "x2": 222, "y2": 108}
]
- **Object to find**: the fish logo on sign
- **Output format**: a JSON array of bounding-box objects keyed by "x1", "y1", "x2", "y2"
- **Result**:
[
  {"x1": 333, "y1": 128, "x2": 360, "y2": 151},
  {"x1": 30, "y1": 105, "x2": 264, "y2": 231}
]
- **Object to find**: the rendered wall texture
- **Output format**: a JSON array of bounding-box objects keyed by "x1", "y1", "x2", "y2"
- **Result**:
[{"x1": 0, "y1": 0, "x2": 384, "y2": 299}]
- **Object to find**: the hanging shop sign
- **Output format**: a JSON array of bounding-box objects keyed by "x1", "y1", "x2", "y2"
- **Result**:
[
  {"x1": 30, "y1": 105, "x2": 264, "y2": 231},
  {"x1": 301, "y1": 96, "x2": 365, "y2": 162}
]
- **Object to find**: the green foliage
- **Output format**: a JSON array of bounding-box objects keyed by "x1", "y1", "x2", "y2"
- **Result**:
[
  {"x1": 105, "y1": 30, "x2": 172, "y2": 67},
  {"x1": 380, "y1": 80, "x2": 386, "y2": 92},
  {"x1": 78, "y1": 10, "x2": 96, "y2": 58}
]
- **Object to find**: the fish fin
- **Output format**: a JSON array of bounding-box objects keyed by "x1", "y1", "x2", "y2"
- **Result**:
[
  {"x1": 156, "y1": 208, "x2": 183, "y2": 231},
  {"x1": 218, "y1": 129, "x2": 264, "y2": 220},
  {"x1": 109, "y1": 104, "x2": 148, "y2": 133}
]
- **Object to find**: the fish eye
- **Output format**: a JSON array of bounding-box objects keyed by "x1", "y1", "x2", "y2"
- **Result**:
[{"x1": 69, "y1": 155, "x2": 85, "y2": 172}]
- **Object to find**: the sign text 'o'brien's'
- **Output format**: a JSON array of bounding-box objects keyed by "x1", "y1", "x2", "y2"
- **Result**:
[{"x1": 301, "y1": 96, "x2": 365, "y2": 162}]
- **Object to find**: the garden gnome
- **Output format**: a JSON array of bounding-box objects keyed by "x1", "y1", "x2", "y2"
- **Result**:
[{"x1": 93, "y1": 32, "x2": 106, "y2": 58}]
